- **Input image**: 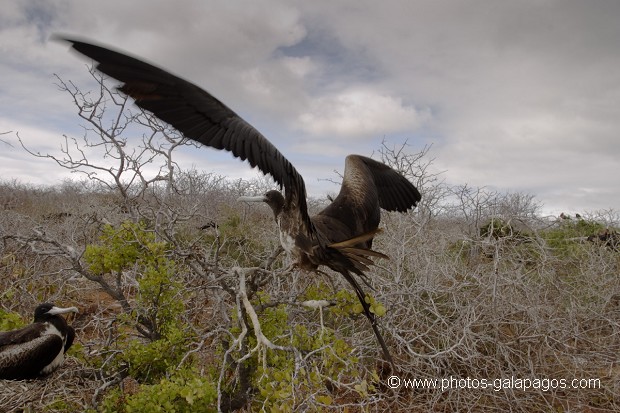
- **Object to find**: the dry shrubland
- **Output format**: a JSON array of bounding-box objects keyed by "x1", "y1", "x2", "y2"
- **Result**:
[{"x1": 1, "y1": 69, "x2": 619, "y2": 412}]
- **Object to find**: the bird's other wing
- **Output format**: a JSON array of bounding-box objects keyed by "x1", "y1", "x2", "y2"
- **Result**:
[
  {"x1": 58, "y1": 36, "x2": 313, "y2": 234},
  {"x1": 64, "y1": 326, "x2": 75, "y2": 353},
  {"x1": 343, "y1": 155, "x2": 421, "y2": 213},
  {"x1": 318, "y1": 155, "x2": 420, "y2": 238},
  {"x1": 0, "y1": 323, "x2": 47, "y2": 347},
  {"x1": 0, "y1": 334, "x2": 63, "y2": 379}
]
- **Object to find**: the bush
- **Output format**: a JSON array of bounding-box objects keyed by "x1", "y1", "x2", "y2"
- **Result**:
[
  {"x1": 98, "y1": 369, "x2": 217, "y2": 413},
  {"x1": 0, "y1": 308, "x2": 25, "y2": 331}
]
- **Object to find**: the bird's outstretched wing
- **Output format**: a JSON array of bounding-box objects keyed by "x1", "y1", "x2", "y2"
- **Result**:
[{"x1": 58, "y1": 36, "x2": 313, "y2": 234}]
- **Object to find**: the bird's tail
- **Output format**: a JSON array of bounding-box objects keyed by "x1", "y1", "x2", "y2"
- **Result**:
[
  {"x1": 323, "y1": 229, "x2": 395, "y2": 369},
  {"x1": 341, "y1": 269, "x2": 395, "y2": 370},
  {"x1": 328, "y1": 228, "x2": 388, "y2": 281}
]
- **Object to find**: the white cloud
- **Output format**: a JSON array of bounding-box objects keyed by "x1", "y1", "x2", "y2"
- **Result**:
[{"x1": 297, "y1": 88, "x2": 429, "y2": 139}]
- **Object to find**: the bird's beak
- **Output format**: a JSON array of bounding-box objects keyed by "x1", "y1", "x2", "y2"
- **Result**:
[
  {"x1": 47, "y1": 306, "x2": 79, "y2": 315},
  {"x1": 237, "y1": 195, "x2": 267, "y2": 203}
]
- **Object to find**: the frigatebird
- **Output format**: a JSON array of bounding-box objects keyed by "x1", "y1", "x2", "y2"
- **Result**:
[
  {"x1": 59, "y1": 37, "x2": 421, "y2": 366},
  {"x1": 0, "y1": 303, "x2": 79, "y2": 380}
]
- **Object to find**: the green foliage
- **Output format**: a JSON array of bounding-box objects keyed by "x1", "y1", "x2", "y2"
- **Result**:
[
  {"x1": 85, "y1": 223, "x2": 212, "y2": 411},
  {"x1": 253, "y1": 318, "x2": 368, "y2": 412},
  {"x1": 229, "y1": 286, "x2": 379, "y2": 411},
  {"x1": 84, "y1": 223, "x2": 383, "y2": 411},
  {"x1": 546, "y1": 219, "x2": 604, "y2": 242},
  {"x1": 46, "y1": 398, "x2": 82, "y2": 412},
  {"x1": 303, "y1": 283, "x2": 387, "y2": 318},
  {"x1": 365, "y1": 294, "x2": 387, "y2": 317},
  {"x1": 330, "y1": 288, "x2": 363, "y2": 316},
  {"x1": 84, "y1": 221, "x2": 156, "y2": 276},
  {"x1": 133, "y1": 246, "x2": 184, "y2": 339},
  {"x1": 254, "y1": 324, "x2": 363, "y2": 412},
  {"x1": 85, "y1": 222, "x2": 191, "y2": 383},
  {"x1": 543, "y1": 218, "x2": 605, "y2": 259},
  {"x1": 85, "y1": 221, "x2": 185, "y2": 338},
  {"x1": 0, "y1": 308, "x2": 25, "y2": 331},
  {"x1": 122, "y1": 326, "x2": 189, "y2": 383},
  {"x1": 99, "y1": 369, "x2": 217, "y2": 413}
]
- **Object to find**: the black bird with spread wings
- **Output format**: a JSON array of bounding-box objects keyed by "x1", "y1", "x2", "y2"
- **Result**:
[
  {"x1": 0, "y1": 303, "x2": 78, "y2": 380},
  {"x1": 59, "y1": 37, "x2": 421, "y2": 367}
]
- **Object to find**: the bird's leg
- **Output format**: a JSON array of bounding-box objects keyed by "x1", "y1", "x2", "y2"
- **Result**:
[
  {"x1": 282, "y1": 260, "x2": 298, "y2": 274},
  {"x1": 312, "y1": 268, "x2": 339, "y2": 292},
  {"x1": 260, "y1": 245, "x2": 283, "y2": 270}
]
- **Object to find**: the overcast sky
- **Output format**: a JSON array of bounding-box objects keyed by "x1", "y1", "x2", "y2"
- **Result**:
[{"x1": 1, "y1": 0, "x2": 619, "y2": 216}]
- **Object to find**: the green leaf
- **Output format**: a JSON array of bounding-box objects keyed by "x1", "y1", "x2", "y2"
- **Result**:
[
  {"x1": 316, "y1": 395, "x2": 333, "y2": 405},
  {"x1": 373, "y1": 304, "x2": 387, "y2": 317}
]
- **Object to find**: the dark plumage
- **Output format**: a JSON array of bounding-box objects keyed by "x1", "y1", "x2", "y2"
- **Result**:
[
  {"x1": 0, "y1": 303, "x2": 78, "y2": 380},
  {"x1": 587, "y1": 228, "x2": 619, "y2": 251},
  {"x1": 60, "y1": 37, "x2": 421, "y2": 367},
  {"x1": 198, "y1": 220, "x2": 217, "y2": 231}
]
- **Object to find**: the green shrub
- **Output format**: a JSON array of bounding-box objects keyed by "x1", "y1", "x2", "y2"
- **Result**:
[
  {"x1": 0, "y1": 308, "x2": 25, "y2": 331},
  {"x1": 85, "y1": 221, "x2": 193, "y2": 382},
  {"x1": 240, "y1": 286, "x2": 380, "y2": 411},
  {"x1": 543, "y1": 218, "x2": 605, "y2": 256},
  {"x1": 99, "y1": 369, "x2": 217, "y2": 413}
]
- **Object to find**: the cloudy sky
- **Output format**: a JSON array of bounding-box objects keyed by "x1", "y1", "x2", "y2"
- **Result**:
[{"x1": 1, "y1": 0, "x2": 619, "y2": 216}]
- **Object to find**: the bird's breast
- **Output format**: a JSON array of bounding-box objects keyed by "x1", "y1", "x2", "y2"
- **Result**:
[
  {"x1": 42, "y1": 322, "x2": 64, "y2": 339},
  {"x1": 279, "y1": 232, "x2": 296, "y2": 254},
  {"x1": 277, "y1": 215, "x2": 313, "y2": 266},
  {"x1": 41, "y1": 350, "x2": 65, "y2": 374},
  {"x1": 277, "y1": 216, "x2": 297, "y2": 254}
]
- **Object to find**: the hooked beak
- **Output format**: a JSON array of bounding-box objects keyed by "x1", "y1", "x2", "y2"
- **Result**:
[
  {"x1": 47, "y1": 306, "x2": 79, "y2": 316},
  {"x1": 237, "y1": 195, "x2": 267, "y2": 203}
]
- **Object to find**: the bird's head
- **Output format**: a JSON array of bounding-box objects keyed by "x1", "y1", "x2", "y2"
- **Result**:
[
  {"x1": 33, "y1": 303, "x2": 79, "y2": 322},
  {"x1": 238, "y1": 190, "x2": 285, "y2": 219}
]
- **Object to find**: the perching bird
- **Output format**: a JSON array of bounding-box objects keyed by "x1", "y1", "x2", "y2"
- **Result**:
[
  {"x1": 59, "y1": 37, "x2": 421, "y2": 367},
  {"x1": 0, "y1": 303, "x2": 79, "y2": 380}
]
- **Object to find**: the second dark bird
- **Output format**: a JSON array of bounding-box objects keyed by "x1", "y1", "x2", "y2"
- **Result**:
[{"x1": 0, "y1": 303, "x2": 78, "y2": 380}]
